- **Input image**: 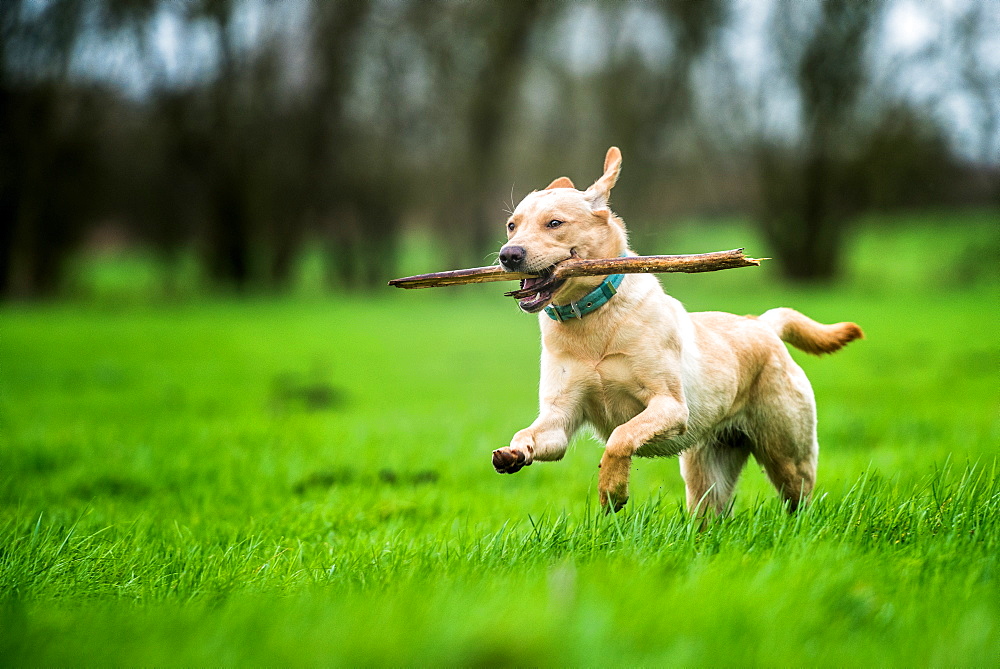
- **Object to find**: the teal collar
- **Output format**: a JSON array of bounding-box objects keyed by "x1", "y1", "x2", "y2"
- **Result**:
[{"x1": 545, "y1": 272, "x2": 625, "y2": 322}]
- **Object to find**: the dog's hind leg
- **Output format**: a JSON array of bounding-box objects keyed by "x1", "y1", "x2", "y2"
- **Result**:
[
  {"x1": 752, "y1": 433, "x2": 817, "y2": 513},
  {"x1": 679, "y1": 433, "x2": 752, "y2": 517},
  {"x1": 747, "y1": 366, "x2": 819, "y2": 512}
]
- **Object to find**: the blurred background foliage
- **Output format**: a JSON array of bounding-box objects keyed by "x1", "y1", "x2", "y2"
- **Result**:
[{"x1": 0, "y1": 0, "x2": 997, "y2": 298}]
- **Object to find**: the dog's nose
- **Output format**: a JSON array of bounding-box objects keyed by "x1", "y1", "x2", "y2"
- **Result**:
[{"x1": 499, "y1": 245, "x2": 526, "y2": 270}]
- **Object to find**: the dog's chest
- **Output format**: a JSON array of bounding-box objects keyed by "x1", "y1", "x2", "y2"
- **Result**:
[{"x1": 580, "y1": 353, "x2": 648, "y2": 439}]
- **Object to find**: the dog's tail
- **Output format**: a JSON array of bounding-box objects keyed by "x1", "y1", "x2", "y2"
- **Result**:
[{"x1": 757, "y1": 307, "x2": 864, "y2": 355}]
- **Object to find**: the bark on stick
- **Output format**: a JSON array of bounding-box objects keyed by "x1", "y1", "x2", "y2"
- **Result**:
[{"x1": 388, "y1": 248, "x2": 762, "y2": 289}]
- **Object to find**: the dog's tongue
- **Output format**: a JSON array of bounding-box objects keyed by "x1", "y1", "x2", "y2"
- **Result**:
[
  {"x1": 517, "y1": 276, "x2": 553, "y2": 313},
  {"x1": 521, "y1": 276, "x2": 547, "y2": 291}
]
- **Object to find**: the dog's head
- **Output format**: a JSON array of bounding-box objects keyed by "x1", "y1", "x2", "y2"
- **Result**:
[{"x1": 500, "y1": 147, "x2": 629, "y2": 313}]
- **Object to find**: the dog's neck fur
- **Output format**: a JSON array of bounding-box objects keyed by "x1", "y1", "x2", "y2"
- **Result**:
[{"x1": 540, "y1": 271, "x2": 677, "y2": 358}]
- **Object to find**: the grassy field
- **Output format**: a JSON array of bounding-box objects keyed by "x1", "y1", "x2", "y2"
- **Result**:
[{"x1": 2, "y1": 213, "x2": 998, "y2": 664}]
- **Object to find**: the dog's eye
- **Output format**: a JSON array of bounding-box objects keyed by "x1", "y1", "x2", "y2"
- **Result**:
[
  {"x1": 546, "y1": 219, "x2": 564, "y2": 229},
  {"x1": 507, "y1": 222, "x2": 515, "y2": 232}
]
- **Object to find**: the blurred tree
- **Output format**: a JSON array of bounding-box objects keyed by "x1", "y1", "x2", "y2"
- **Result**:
[
  {"x1": 197, "y1": 0, "x2": 257, "y2": 289},
  {"x1": 463, "y1": 0, "x2": 543, "y2": 261},
  {"x1": 0, "y1": 0, "x2": 100, "y2": 297},
  {"x1": 304, "y1": 0, "x2": 389, "y2": 289},
  {"x1": 755, "y1": 0, "x2": 886, "y2": 281},
  {"x1": 0, "y1": 0, "x2": 163, "y2": 298},
  {"x1": 413, "y1": 0, "x2": 544, "y2": 269},
  {"x1": 953, "y1": 2, "x2": 1000, "y2": 203},
  {"x1": 856, "y1": 104, "x2": 957, "y2": 211},
  {"x1": 595, "y1": 0, "x2": 726, "y2": 216}
]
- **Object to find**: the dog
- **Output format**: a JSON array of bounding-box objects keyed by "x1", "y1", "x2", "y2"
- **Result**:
[{"x1": 491, "y1": 147, "x2": 863, "y2": 514}]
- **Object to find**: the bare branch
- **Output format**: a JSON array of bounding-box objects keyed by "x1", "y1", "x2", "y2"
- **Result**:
[{"x1": 388, "y1": 248, "x2": 763, "y2": 290}]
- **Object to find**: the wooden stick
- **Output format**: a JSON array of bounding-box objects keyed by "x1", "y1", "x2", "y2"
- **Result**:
[{"x1": 388, "y1": 248, "x2": 763, "y2": 289}]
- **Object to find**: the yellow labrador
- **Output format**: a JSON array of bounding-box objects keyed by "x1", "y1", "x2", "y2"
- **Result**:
[{"x1": 492, "y1": 147, "x2": 863, "y2": 513}]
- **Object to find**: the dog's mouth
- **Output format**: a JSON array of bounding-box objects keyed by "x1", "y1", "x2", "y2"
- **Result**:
[{"x1": 504, "y1": 266, "x2": 567, "y2": 313}]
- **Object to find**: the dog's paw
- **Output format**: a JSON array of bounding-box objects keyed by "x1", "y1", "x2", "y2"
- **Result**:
[
  {"x1": 599, "y1": 487, "x2": 629, "y2": 513},
  {"x1": 598, "y1": 454, "x2": 630, "y2": 513},
  {"x1": 492, "y1": 446, "x2": 530, "y2": 474}
]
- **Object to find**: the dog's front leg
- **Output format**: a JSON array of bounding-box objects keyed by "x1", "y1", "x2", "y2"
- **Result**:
[
  {"x1": 493, "y1": 356, "x2": 584, "y2": 474},
  {"x1": 493, "y1": 404, "x2": 578, "y2": 474},
  {"x1": 599, "y1": 395, "x2": 688, "y2": 511}
]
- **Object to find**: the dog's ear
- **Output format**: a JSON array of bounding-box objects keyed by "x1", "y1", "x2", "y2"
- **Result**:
[
  {"x1": 544, "y1": 176, "x2": 575, "y2": 190},
  {"x1": 585, "y1": 147, "x2": 622, "y2": 209},
  {"x1": 590, "y1": 208, "x2": 623, "y2": 228}
]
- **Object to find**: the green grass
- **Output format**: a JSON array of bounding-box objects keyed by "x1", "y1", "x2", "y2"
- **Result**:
[{"x1": 2, "y1": 212, "x2": 999, "y2": 664}]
